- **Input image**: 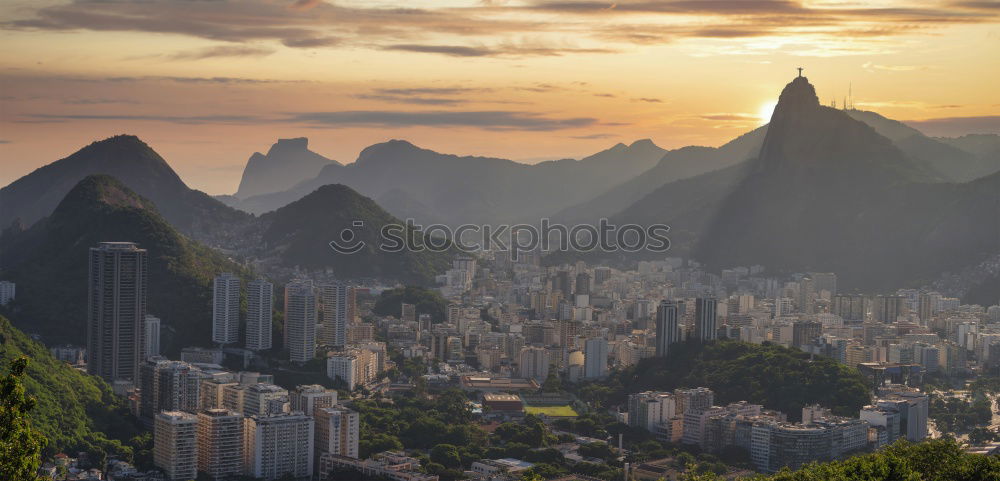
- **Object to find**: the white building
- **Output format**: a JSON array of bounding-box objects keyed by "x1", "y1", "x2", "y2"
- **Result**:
[
  {"x1": 212, "y1": 273, "x2": 241, "y2": 345},
  {"x1": 518, "y1": 346, "x2": 550, "y2": 382},
  {"x1": 197, "y1": 409, "x2": 243, "y2": 480},
  {"x1": 243, "y1": 383, "x2": 289, "y2": 417},
  {"x1": 246, "y1": 279, "x2": 274, "y2": 351},
  {"x1": 244, "y1": 413, "x2": 314, "y2": 480},
  {"x1": 319, "y1": 282, "x2": 350, "y2": 348},
  {"x1": 583, "y1": 337, "x2": 608, "y2": 379},
  {"x1": 285, "y1": 280, "x2": 317, "y2": 363},
  {"x1": 144, "y1": 315, "x2": 160, "y2": 359},
  {"x1": 327, "y1": 354, "x2": 359, "y2": 390},
  {"x1": 0, "y1": 280, "x2": 15, "y2": 306},
  {"x1": 290, "y1": 384, "x2": 337, "y2": 417},
  {"x1": 153, "y1": 411, "x2": 198, "y2": 481},
  {"x1": 315, "y1": 406, "x2": 360, "y2": 459}
]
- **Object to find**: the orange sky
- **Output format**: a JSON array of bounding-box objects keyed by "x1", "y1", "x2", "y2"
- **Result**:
[{"x1": 1, "y1": 0, "x2": 998, "y2": 194}]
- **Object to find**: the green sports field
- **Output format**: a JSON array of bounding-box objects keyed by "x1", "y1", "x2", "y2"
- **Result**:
[{"x1": 524, "y1": 405, "x2": 578, "y2": 417}]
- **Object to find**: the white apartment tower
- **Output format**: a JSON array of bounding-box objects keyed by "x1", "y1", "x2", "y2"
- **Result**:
[
  {"x1": 319, "y1": 282, "x2": 350, "y2": 348},
  {"x1": 197, "y1": 409, "x2": 244, "y2": 480},
  {"x1": 144, "y1": 315, "x2": 161, "y2": 359},
  {"x1": 87, "y1": 242, "x2": 147, "y2": 384},
  {"x1": 246, "y1": 279, "x2": 274, "y2": 351},
  {"x1": 285, "y1": 280, "x2": 317, "y2": 363},
  {"x1": 315, "y1": 406, "x2": 360, "y2": 459},
  {"x1": 213, "y1": 273, "x2": 241, "y2": 345},
  {"x1": 244, "y1": 413, "x2": 315, "y2": 480},
  {"x1": 154, "y1": 411, "x2": 198, "y2": 481}
]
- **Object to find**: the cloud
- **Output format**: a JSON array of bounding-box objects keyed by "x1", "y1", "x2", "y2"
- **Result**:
[
  {"x1": 167, "y1": 45, "x2": 275, "y2": 60},
  {"x1": 571, "y1": 133, "x2": 618, "y2": 139},
  {"x1": 700, "y1": 113, "x2": 758, "y2": 121},
  {"x1": 861, "y1": 62, "x2": 931, "y2": 72},
  {"x1": 904, "y1": 115, "x2": 1000, "y2": 137},
  {"x1": 6, "y1": 0, "x2": 998, "y2": 59},
  {"x1": 288, "y1": 110, "x2": 601, "y2": 130},
  {"x1": 355, "y1": 94, "x2": 466, "y2": 106},
  {"x1": 633, "y1": 97, "x2": 664, "y2": 103},
  {"x1": 0, "y1": 139, "x2": 11, "y2": 144},
  {"x1": 63, "y1": 98, "x2": 138, "y2": 105},
  {"x1": 281, "y1": 36, "x2": 341, "y2": 48},
  {"x1": 382, "y1": 43, "x2": 616, "y2": 57},
  {"x1": 24, "y1": 113, "x2": 263, "y2": 125}
]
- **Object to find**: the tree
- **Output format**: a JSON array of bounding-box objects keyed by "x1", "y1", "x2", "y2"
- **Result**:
[
  {"x1": 1, "y1": 357, "x2": 46, "y2": 481},
  {"x1": 430, "y1": 444, "x2": 462, "y2": 469}
]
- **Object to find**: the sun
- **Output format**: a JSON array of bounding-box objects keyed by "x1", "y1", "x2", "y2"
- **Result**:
[{"x1": 758, "y1": 101, "x2": 778, "y2": 123}]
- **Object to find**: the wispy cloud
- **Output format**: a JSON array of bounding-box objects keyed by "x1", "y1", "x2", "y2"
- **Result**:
[
  {"x1": 700, "y1": 113, "x2": 759, "y2": 122},
  {"x1": 167, "y1": 45, "x2": 275, "y2": 61},
  {"x1": 383, "y1": 43, "x2": 616, "y2": 57}
]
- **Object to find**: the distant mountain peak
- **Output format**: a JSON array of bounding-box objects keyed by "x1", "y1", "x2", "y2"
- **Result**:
[
  {"x1": 267, "y1": 137, "x2": 310, "y2": 154},
  {"x1": 629, "y1": 138, "x2": 658, "y2": 149},
  {"x1": 356, "y1": 139, "x2": 424, "y2": 163},
  {"x1": 772, "y1": 76, "x2": 820, "y2": 118},
  {"x1": 54, "y1": 174, "x2": 155, "y2": 217}
]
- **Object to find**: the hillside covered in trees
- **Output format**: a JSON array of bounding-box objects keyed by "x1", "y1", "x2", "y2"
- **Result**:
[
  {"x1": 579, "y1": 340, "x2": 871, "y2": 421},
  {"x1": 0, "y1": 316, "x2": 143, "y2": 462}
]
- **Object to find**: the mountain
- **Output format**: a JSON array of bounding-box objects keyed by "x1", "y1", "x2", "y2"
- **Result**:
[
  {"x1": 688, "y1": 76, "x2": 1000, "y2": 289},
  {"x1": 555, "y1": 126, "x2": 767, "y2": 223},
  {"x1": 234, "y1": 137, "x2": 340, "y2": 199},
  {"x1": 257, "y1": 183, "x2": 454, "y2": 284},
  {"x1": 935, "y1": 133, "x2": 1000, "y2": 180},
  {"x1": 847, "y1": 109, "x2": 997, "y2": 181},
  {"x1": 228, "y1": 138, "x2": 669, "y2": 225},
  {"x1": 0, "y1": 175, "x2": 250, "y2": 354},
  {"x1": 0, "y1": 135, "x2": 251, "y2": 243},
  {"x1": 0, "y1": 315, "x2": 141, "y2": 458}
]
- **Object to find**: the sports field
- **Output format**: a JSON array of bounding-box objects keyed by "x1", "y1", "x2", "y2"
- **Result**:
[{"x1": 524, "y1": 405, "x2": 578, "y2": 417}]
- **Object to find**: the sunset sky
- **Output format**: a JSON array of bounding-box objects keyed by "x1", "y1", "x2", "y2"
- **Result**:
[{"x1": 1, "y1": 0, "x2": 999, "y2": 194}]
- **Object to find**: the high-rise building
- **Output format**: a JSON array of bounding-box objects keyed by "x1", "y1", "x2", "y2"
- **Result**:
[
  {"x1": 401, "y1": 303, "x2": 416, "y2": 323},
  {"x1": 594, "y1": 267, "x2": 611, "y2": 285},
  {"x1": 315, "y1": 406, "x2": 360, "y2": 460},
  {"x1": 327, "y1": 353, "x2": 359, "y2": 391},
  {"x1": 832, "y1": 295, "x2": 867, "y2": 321},
  {"x1": 792, "y1": 321, "x2": 822, "y2": 348},
  {"x1": 139, "y1": 359, "x2": 203, "y2": 425},
  {"x1": 655, "y1": 300, "x2": 680, "y2": 357},
  {"x1": 285, "y1": 280, "x2": 317, "y2": 363},
  {"x1": 144, "y1": 315, "x2": 161, "y2": 359},
  {"x1": 583, "y1": 337, "x2": 608, "y2": 379},
  {"x1": 0, "y1": 280, "x2": 15, "y2": 306},
  {"x1": 243, "y1": 384, "x2": 289, "y2": 417},
  {"x1": 154, "y1": 411, "x2": 198, "y2": 481},
  {"x1": 575, "y1": 272, "x2": 591, "y2": 296},
  {"x1": 917, "y1": 293, "x2": 934, "y2": 323},
  {"x1": 798, "y1": 278, "x2": 816, "y2": 314},
  {"x1": 87, "y1": 242, "x2": 147, "y2": 384},
  {"x1": 674, "y1": 387, "x2": 715, "y2": 415},
  {"x1": 518, "y1": 346, "x2": 550, "y2": 382},
  {"x1": 197, "y1": 409, "x2": 243, "y2": 480},
  {"x1": 213, "y1": 273, "x2": 240, "y2": 345},
  {"x1": 695, "y1": 298, "x2": 718, "y2": 341},
  {"x1": 290, "y1": 384, "x2": 337, "y2": 417},
  {"x1": 628, "y1": 391, "x2": 677, "y2": 431},
  {"x1": 246, "y1": 279, "x2": 274, "y2": 351},
  {"x1": 874, "y1": 295, "x2": 906, "y2": 323},
  {"x1": 319, "y1": 282, "x2": 350, "y2": 348},
  {"x1": 244, "y1": 413, "x2": 314, "y2": 480}
]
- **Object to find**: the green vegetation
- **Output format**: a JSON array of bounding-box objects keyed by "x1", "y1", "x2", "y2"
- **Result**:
[
  {"x1": 930, "y1": 396, "x2": 992, "y2": 434},
  {"x1": 373, "y1": 286, "x2": 449, "y2": 321},
  {"x1": 260, "y1": 184, "x2": 454, "y2": 285},
  {"x1": 0, "y1": 175, "x2": 251, "y2": 355},
  {"x1": 1, "y1": 357, "x2": 46, "y2": 481},
  {"x1": 524, "y1": 405, "x2": 578, "y2": 417},
  {"x1": 590, "y1": 340, "x2": 870, "y2": 421},
  {"x1": 0, "y1": 316, "x2": 143, "y2": 463}
]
